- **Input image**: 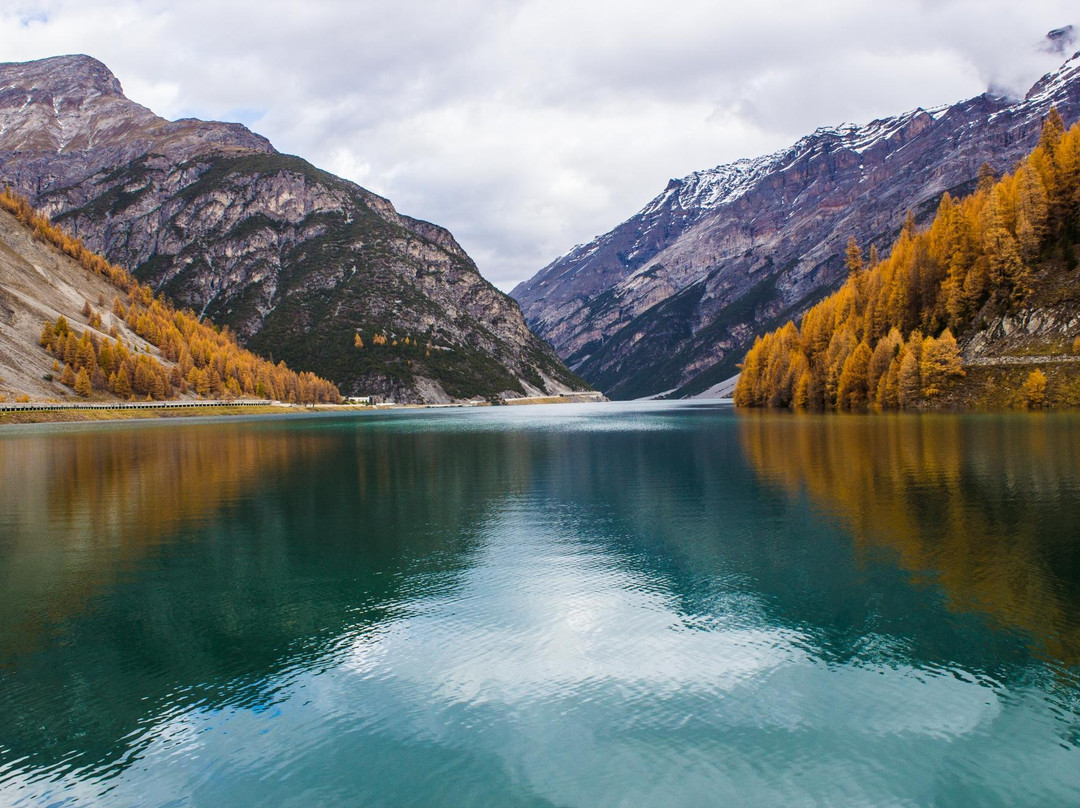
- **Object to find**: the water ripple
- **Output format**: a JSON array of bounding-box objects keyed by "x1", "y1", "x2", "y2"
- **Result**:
[{"x1": 1, "y1": 405, "x2": 1079, "y2": 806}]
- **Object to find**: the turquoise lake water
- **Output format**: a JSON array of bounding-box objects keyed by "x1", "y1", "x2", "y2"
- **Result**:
[{"x1": 0, "y1": 402, "x2": 1078, "y2": 806}]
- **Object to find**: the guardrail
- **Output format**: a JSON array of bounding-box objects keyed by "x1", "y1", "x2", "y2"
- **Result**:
[{"x1": 0, "y1": 399, "x2": 275, "y2": 413}]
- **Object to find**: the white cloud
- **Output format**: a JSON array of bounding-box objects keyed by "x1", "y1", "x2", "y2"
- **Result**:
[{"x1": 0, "y1": 0, "x2": 1076, "y2": 290}]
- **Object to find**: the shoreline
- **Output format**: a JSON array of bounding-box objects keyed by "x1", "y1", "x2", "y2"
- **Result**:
[{"x1": 0, "y1": 392, "x2": 608, "y2": 425}]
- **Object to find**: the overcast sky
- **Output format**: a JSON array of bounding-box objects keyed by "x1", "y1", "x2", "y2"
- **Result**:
[{"x1": 1, "y1": 1, "x2": 1077, "y2": 291}]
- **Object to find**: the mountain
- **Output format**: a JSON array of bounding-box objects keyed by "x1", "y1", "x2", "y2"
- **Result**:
[
  {"x1": 0, "y1": 55, "x2": 586, "y2": 403},
  {"x1": 0, "y1": 202, "x2": 132, "y2": 403},
  {"x1": 0, "y1": 194, "x2": 340, "y2": 405},
  {"x1": 734, "y1": 112, "x2": 1080, "y2": 411},
  {"x1": 513, "y1": 51, "x2": 1080, "y2": 400}
]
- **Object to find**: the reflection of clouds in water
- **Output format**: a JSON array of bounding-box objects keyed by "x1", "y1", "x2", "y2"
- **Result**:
[
  {"x1": 368, "y1": 516, "x2": 797, "y2": 706},
  {"x1": 5, "y1": 502, "x2": 1048, "y2": 808},
  {"x1": 360, "y1": 402, "x2": 697, "y2": 436}
]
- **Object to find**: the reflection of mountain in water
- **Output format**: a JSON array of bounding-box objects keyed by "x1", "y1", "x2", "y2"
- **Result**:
[
  {"x1": 5, "y1": 406, "x2": 1080, "y2": 803},
  {"x1": 738, "y1": 412, "x2": 1080, "y2": 665},
  {"x1": 0, "y1": 417, "x2": 537, "y2": 778},
  {"x1": 0, "y1": 425, "x2": 318, "y2": 657}
]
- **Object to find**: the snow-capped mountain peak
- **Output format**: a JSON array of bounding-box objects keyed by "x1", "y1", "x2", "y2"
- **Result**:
[{"x1": 513, "y1": 48, "x2": 1080, "y2": 401}]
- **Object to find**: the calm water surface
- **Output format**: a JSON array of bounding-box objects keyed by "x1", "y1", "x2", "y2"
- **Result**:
[{"x1": 0, "y1": 402, "x2": 1078, "y2": 806}]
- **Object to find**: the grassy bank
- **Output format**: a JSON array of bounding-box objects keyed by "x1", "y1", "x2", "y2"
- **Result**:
[
  {"x1": 932, "y1": 361, "x2": 1080, "y2": 410},
  {"x1": 0, "y1": 405, "x2": 299, "y2": 425}
]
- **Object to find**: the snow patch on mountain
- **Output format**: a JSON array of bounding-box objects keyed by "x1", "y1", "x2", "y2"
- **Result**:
[
  {"x1": 1018, "y1": 49, "x2": 1080, "y2": 112},
  {"x1": 655, "y1": 107, "x2": 950, "y2": 220}
]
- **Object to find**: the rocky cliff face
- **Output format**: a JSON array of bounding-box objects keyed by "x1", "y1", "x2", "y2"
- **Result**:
[
  {"x1": 0, "y1": 55, "x2": 585, "y2": 402},
  {"x1": 513, "y1": 53, "x2": 1080, "y2": 400}
]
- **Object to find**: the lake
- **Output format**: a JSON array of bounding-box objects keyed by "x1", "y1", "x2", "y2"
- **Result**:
[{"x1": 0, "y1": 402, "x2": 1078, "y2": 806}]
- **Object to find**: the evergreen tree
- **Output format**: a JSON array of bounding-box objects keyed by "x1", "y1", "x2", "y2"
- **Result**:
[
  {"x1": 74, "y1": 368, "x2": 92, "y2": 397},
  {"x1": 793, "y1": 369, "x2": 811, "y2": 409},
  {"x1": 837, "y1": 342, "x2": 872, "y2": 409},
  {"x1": 1015, "y1": 166, "x2": 1049, "y2": 260},
  {"x1": 879, "y1": 355, "x2": 902, "y2": 409},
  {"x1": 845, "y1": 236, "x2": 864, "y2": 277},
  {"x1": 98, "y1": 342, "x2": 115, "y2": 375},
  {"x1": 113, "y1": 368, "x2": 133, "y2": 398},
  {"x1": 1038, "y1": 107, "x2": 1065, "y2": 157},
  {"x1": 898, "y1": 350, "x2": 920, "y2": 409},
  {"x1": 920, "y1": 329, "x2": 965, "y2": 397},
  {"x1": 976, "y1": 163, "x2": 998, "y2": 193},
  {"x1": 867, "y1": 328, "x2": 902, "y2": 398},
  {"x1": 76, "y1": 333, "x2": 96, "y2": 369},
  {"x1": 1022, "y1": 369, "x2": 1047, "y2": 408},
  {"x1": 63, "y1": 333, "x2": 79, "y2": 366},
  {"x1": 868, "y1": 244, "x2": 880, "y2": 268}
]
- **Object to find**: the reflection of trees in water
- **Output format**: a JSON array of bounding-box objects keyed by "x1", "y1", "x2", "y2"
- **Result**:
[
  {"x1": 0, "y1": 420, "x2": 535, "y2": 778},
  {"x1": 0, "y1": 425, "x2": 319, "y2": 659},
  {"x1": 738, "y1": 412, "x2": 1080, "y2": 665}
]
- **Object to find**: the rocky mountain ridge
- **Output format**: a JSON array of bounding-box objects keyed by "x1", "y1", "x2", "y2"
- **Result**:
[
  {"x1": 514, "y1": 52, "x2": 1080, "y2": 399},
  {"x1": 0, "y1": 55, "x2": 585, "y2": 402}
]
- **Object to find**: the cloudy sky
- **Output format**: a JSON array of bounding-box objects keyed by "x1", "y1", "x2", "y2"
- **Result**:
[{"x1": 0, "y1": 1, "x2": 1076, "y2": 291}]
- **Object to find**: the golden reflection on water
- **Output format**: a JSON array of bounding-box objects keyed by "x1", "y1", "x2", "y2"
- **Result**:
[
  {"x1": 0, "y1": 424, "x2": 327, "y2": 658},
  {"x1": 738, "y1": 412, "x2": 1080, "y2": 665},
  {"x1": 0, "y1": 419, "x2": 542, "y2": 664}
]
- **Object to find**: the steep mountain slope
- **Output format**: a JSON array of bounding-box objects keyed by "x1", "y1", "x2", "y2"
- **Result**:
[
  {"x1": 735, "y1": 113, "x2": 1080, "y2": 412},
  {"x1": 0, "y1": 206, "x2": 135, "y2": 401},
  {"x1": 0, "y1": 55, "x2": 585, "y2": 402},
  {"x1": 513, "y1": 52, "x2": 1080, "y2": 399},
  {"x1": 0, "y1": 197, "x2": 338, "y2": 405}
]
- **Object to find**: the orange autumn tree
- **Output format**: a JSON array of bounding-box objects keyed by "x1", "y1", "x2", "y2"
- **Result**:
[
  {"x1": 736, "y1": 109, "x2": 1078, "y2": 411},
  {"x1": 4, "y1": 187, "x2": 341, "y2": 404}
]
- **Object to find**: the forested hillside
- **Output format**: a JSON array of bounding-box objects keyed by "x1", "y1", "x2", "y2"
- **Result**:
[
  {"x1": 735, "y1": 110, "x2": 1080, "y2": 411},
  {"x1": 0, "y1": 55, "x2": 586, "y2": 403},
  {"x1": 0, "y1": 190, "x2": 340, "y2": 404},
  {"x1": 515, "y1": 50, "x2": 1080, "y2": 401}
]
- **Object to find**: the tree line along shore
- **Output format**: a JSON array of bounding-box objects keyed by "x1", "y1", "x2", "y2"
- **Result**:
[{"x1": 735, "y1": 110, "x2": 1080, "y2": 412}]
